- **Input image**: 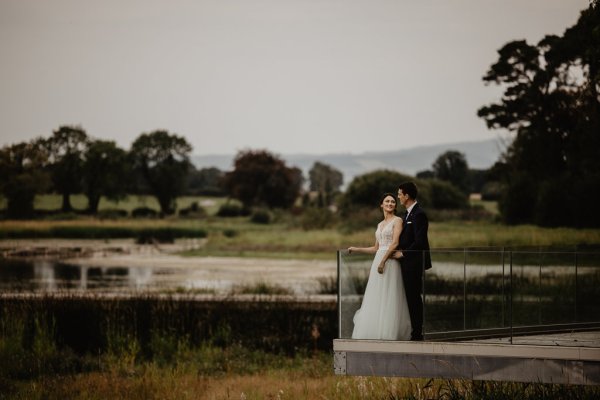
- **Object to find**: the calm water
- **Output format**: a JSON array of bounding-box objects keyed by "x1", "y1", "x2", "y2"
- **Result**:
[{"x1": 0, "y1": 258, "x2": 215, "y2": 292}]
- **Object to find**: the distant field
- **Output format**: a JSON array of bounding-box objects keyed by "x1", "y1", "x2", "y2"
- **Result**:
[
  {"x1": 1, "y1": 195, "x2": 599, "y2": 257},
  {"x1": 0, "y1": 194, "x2": 231, "y2": 215}
]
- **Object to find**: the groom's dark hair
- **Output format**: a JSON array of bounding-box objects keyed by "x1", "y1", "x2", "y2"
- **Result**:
[{"x1": 399, "y1": 181, "x2": 418, "y2": 200}]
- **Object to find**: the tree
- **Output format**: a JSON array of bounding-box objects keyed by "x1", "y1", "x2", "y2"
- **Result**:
[
  {"x1": 186, "y1": 166, "x2": 224, "y2": 196},
  {"x1": 130, "y1": 130, "x2": 193, "y2": 215},
  {"x1": 431, "y1": 150, "x2": 470, "y2": 194},
  {"x1": 339, "y1": 169, "x2": 414, "y2": 214},
  {"x1": 46, "y1": 125, "x2": 89, "y2": 212},
  {"x1": 416, "y1": 170, "x2": 434, "y2": 180},
  {"x1": 82, "y1": 140, "x2": 130, "y2": 213},
  {"x1": 340, "y1": 169, "x2": 468, "y2": 214},
  {"x1": 478, "y1": 2, "x2": 600, "y2": 227},
  {"x1": 222, "y1": 150, "x2": 303, "y2": 209},
  {"x1": 308, "y1": 161, "x2": 343, "y2": 206},
  {"x1": 0, "y1": 139, "x2": 50, "y2": 218}
]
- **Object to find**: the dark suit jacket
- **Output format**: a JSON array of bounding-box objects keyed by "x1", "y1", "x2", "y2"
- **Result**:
[{"x1": 398, "y1": 203, "x2": 432, "y2": 270}]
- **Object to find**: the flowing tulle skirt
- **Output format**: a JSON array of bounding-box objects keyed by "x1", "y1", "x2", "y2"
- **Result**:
[{"x1": 352, "y1": 248, "x2": 412, "y2": 340}]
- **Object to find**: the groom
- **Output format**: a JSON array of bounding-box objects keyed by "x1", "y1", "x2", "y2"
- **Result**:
[{"x1": 394, "y1": 181, "x2": 431, "y2": 341}]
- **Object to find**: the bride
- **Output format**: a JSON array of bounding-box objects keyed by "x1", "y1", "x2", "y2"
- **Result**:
[{"x1": 348, "y1": 193, "x2": 411, "y2": 340}]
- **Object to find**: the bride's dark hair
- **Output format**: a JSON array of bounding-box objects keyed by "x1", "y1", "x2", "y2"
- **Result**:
[{"x1": 380, "y1": 192, "x2": 397, "y2": 211}]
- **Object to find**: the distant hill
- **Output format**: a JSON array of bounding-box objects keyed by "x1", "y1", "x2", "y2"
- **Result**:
[{"x1": 192, "y1": 138, "x2": 506, "y2": 186}]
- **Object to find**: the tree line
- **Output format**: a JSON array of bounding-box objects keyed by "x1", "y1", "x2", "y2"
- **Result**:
[
  {"x1": 0, "y1": 124, "x2": 476, "y2": 220},
  {"x1": 0, "y1": 127, "x2": 348, "y2": 218}
]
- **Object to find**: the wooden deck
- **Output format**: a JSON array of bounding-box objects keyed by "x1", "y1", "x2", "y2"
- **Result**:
[{"x1": 333, "y1": 331, "x2": 600, "y2": 385}]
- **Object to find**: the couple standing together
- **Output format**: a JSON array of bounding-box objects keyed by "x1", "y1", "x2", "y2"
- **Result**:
[{"x1": 348, "y1": 181, "x2": 431, "y2": 341}]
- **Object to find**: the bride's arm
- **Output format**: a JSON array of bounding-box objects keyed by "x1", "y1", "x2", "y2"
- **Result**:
[
  {"x1": 348, "y1": 239, "x2": 379, "y2": 255},
  {"x1": 377, "y1": 217, "x2": 403, "y2": 273}
]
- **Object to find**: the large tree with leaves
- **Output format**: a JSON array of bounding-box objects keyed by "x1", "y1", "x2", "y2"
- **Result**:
[
  {"x1": 308, "y1": 161, "x2": 343, "y2": 207},
  {"x1": 478, "y1": 1, "x2": 600, "y2": 227},
  {"x1": 130, "y1": 130, "x2": 192, "y2": 215},
  {"x1": 223, "y1": 149, "x2": 303, "y2": 209},
  {"x1": 0, "y1": 139, "x2": 50, "y2": 218},
  {"x1": 82, "y1": 139, "x2": 130, "y2": 213},
  {"x1": 46, "y1": 125, "x2": 89, "y2": 212},
  {"x1": 431, "y1": 150, "x2": 470, "y2": 194}
]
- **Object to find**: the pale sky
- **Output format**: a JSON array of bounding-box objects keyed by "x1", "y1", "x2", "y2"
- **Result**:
[{"x1": 0, "y1": 0, "x2": 590, "y2": 155}]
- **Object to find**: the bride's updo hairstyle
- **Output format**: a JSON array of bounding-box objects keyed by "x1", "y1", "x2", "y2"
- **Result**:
[{"x1": 380, "y1": 192, "x2": 397, "y2": 211}]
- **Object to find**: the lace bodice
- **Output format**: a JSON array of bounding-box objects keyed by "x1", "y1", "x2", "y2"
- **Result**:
[{"x1": 376, "y1": 217, "x2": 400, "y2": 249}]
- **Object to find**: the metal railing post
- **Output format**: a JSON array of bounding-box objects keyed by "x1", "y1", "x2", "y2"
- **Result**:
[
  {"x1": 538, "y1": 249, "x2": 542, "y2": 325},
  {"x1": 510, "y1": 251, "x2": 513, "y2": 344},
  {"x1": 502, "y1": 247, "x2": 506, "y2": 328},
  {"x1": 422, "y1": 250, "x2": 426, "y2": 338},
  {"x1": 575, "y1": 251, "x2": 578, "y2": 323},
  {"x1": 337, "y1": 250, "x2": 342, "y2": 339},
  {"x1": 463, "y1": 248, "x2": 467, "y2": 331}
]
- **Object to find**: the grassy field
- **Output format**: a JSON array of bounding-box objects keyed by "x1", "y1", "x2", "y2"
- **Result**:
[
  {"x1": 0, "y1": 194, "x2": 231, "y2": 215},
  {"x1": 1, "y1": 209, "x2": 600, "y2": 259},
  {"x1": 1, "y1": 217, "x2": 599, "y2": 259},
  {"x1": 6, "y1": 367, "x2": 599, "y2": 399}
]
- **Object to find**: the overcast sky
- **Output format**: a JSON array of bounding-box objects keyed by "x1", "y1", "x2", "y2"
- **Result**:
[{"x1": 0, "y1": 0, "x2": 590, "y2": 156}]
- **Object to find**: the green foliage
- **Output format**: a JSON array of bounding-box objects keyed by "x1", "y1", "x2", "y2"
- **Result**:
[
  {"x1": 339, "y1": 169, "x2": 413, "y2": 213},
  {"x1": 300, "y1": 207, "x2": 337, "y2": 230},
  {"x1": 222, "y1": 228, "x2": 237, "y2": 238},
  {"x1": 478, "y1": 4, "x2": 600, "y2": 227},
  {"x1": 425, "y1": 179, "x2": 469, "y2": 209},
  {"x1": 480, "y1": 181, "x2": 503, "y2": 201},
  {"x1": 231, "y1": 282, "x2": 292, "y2": 295},
  {"x1": 250, "y1": 209, "x2": 271, "y2": 224},
  {"x1": 46, "y1": 125, "x2": 89, "y2": 212},
  {"x1": 0, "y1": 295, "x2": 336, "y2": 365},
  {"x1": 185, "y1": 166, "x2": 225, "y2": 196},
  {"x1": 216, "y1": 202, "x2": 249, "y2": 217},
  {"x1": 82, "y1": 139, "x2": 130, "y2": 213},
  {"x1": 177, "y1": 201, "x2": 207, "y2": 218},
  {"x1": 130, "y1": 130, "x2": 193, "y2": 215},
  {"x1": 0, "y1": 139, "x2": 50, "y2": 218},
  {"x1": 96, "y1": 208, "x2": 129, "y2": 219},
  {"x1": 0, "y1": 225, "x2": 206, "y2": 241},
  {"x1": 222, "y1": 149, "x2": 303, "y2": 209},
  {"x1": 131, "y1": 206, "x2": 159, "y2": 218},
  {"x1": 340, "y1": 169, "x2": 468, "y2": 216},
  {"x1": 432, "y1": 150, "x2": 470, "y2": 194},
  {"x1": 308, "y1": 161, "x2": 343, "y2": 206}
]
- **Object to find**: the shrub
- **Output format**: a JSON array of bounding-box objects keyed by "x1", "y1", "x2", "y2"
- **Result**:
[
  {"x1": 300, "y1": 207, "x2": 337, "y2": 230},
  {"x1": 96, "y1": 209, "x2": 129, "y2": 219},
  {"x1": 216, "y1": 203, "x2": 249, "y2": 217},
  {"x1": 131, "y1": 207, "x2": 158, "y2": 218},
  {"x1": 337, "y1": 207, "x2": 381, "y2": 233},
  {"x1": 339, "y1": 169, "x2": 413, "y2": 214},
  {"x1": 250, "y1": 209, "x2": 271, "y2": 224},
  {"x1": 481, "y1": 181, "x2": 504, "y2": 201},
  {"x1": 425, "y1": 179, "x2": 469, "y2": 209},
  {"x1": 135, "y1": 228, "x2": 207, "y2": 244},
  {"x1": 178, "y1": 202, "x2": 206, "y2": 218},
  {"x1": 222, "y1": 229, "x2": 237, "y2": 238}
]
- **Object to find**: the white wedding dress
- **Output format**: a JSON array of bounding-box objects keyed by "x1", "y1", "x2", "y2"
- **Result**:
[{"x1": 352, "y1": 217, "x2": 412, "y2": 340}]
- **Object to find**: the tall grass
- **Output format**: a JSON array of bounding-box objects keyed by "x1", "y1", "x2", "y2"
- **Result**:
[{"x1": 1, "y1": 296, "x2": 598, "y2": 399}]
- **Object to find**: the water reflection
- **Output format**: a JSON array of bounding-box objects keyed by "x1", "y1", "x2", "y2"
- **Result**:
[{"x1": 0, "y1": 258, "x2": 156, "y2": 292}]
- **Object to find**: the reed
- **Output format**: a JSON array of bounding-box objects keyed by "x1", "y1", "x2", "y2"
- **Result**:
[{"x1": 1, "y1": 295, "x2": 598, "y2": 399}]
